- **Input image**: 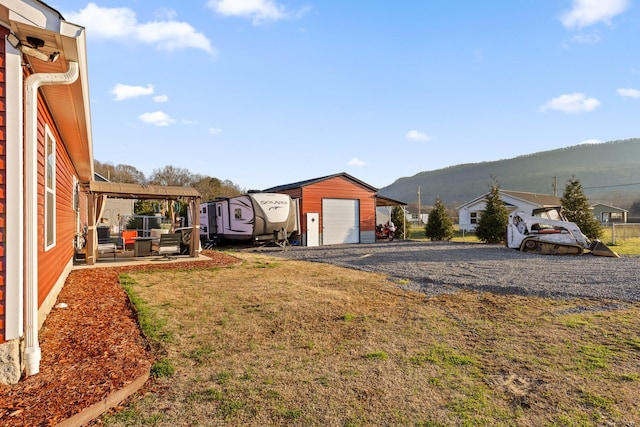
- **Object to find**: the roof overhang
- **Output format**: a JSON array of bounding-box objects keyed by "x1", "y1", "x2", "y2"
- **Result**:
[
  {"x1": 88, "y1": 181, "x2": 201, "y2": 200},
  {"x1": 1, "y1": 0, "x2": 93, "y2": 181},
  {"x1": 376, "y1": 194, "x2": 406, "y2": 207}
]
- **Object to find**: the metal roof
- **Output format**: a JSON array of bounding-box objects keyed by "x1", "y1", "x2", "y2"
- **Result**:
[
  {"x1": 376, "y1": 194, "x2": 407, "y2": 206},
  {"x1": 263, "y1": 172, "x2": 379, "y2": 193}
]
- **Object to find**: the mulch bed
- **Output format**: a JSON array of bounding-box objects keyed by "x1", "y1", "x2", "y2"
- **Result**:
[{"x1": 0, "y1": 251, "x2": 240, "y2": 427}]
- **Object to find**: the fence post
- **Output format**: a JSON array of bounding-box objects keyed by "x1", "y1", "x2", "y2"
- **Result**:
[{"x1": 611, "y1": 223, "x2": 616, "y2": 245}]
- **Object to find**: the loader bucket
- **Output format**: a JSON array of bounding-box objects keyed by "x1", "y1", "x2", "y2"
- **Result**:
[{"x1": 589, "y1": 240, "x2": 620, "y2": 258}]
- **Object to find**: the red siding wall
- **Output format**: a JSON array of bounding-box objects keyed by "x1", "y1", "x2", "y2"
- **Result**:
[
  {"x1": 0, "y1": 29, "x2": 7, "y2": 340},
  {"x1": 36, "y1": 98, "x2": 76, "y2": 307},
  {"x1": 301, "y1": 176, "x2": 376, "y2": 236}
]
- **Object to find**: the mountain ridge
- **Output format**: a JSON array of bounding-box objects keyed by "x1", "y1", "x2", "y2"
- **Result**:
[{"x1": 378, "y1": 138, "x2": 640, "y2": 209}]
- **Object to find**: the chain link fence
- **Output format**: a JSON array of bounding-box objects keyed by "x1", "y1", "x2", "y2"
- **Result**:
[{"x1": 605, "y1": 223, "x2": 640, "y2": 244}]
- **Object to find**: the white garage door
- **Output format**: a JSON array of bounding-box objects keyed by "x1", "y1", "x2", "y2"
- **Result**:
[{"x1": 322, "y1": 199, "x2": 359, "y2": 245}]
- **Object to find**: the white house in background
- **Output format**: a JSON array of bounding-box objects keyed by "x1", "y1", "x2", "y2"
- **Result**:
[
  {"x1": 591, "y1": 203, "x2": 628, "y2": 225},
  {"x1": 458, "y1": 190, "x2": 561, "y2": 232}
]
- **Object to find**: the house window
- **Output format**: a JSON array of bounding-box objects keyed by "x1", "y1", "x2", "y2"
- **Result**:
[
  {"x1": 470, "y1": 212, "x2": 480, "y2": 224},
  {"x1": 72, "y1": 176, "x2": 79, "y2": 211},
  {"x1": 610, "y1": 212, "x2": 623, "y2": 220},
  {"x1": 45, "y1": 126, "x2": 56, "y2": 249}
]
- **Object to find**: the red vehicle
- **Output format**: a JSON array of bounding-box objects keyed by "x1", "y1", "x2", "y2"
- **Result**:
[{"x1": 376, "y1": 223, "x2": 395, "y2": 241}]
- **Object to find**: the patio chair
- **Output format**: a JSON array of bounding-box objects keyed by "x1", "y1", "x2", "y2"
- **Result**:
[
  {"x1": 152, "y1": 232, "x2": 182, "y2": 260},
  {"x1": 97, "y1": 226, "x2": 116, "y2": 261},
  {"x1": 149, "y1": 228, "x2": 168, "y2": 246},
  {"x1": 122, "y1": 230, "x2": 138, "y2": 250}
]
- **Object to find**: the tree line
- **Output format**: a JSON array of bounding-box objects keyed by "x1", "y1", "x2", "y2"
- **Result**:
[{"x1": 94, "y1": 160, "x2": 244, "y2": 202}]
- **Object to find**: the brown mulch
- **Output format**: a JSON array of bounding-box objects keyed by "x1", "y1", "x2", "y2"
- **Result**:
[{"x1": 0, "y1": 251, "x2": 240, "y2": 427}]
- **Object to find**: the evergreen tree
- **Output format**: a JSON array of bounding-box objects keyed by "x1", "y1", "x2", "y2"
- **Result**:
[
  {"x1": 425, "y1": 197, "x2": 454, "y2": 241},
  {"x1": 391, "y1": 205, "x2": 408, "y2": 239},
  {"x1": 561, "y1": 177, "x2": 602, "y2": 239},
  {"x1": 476, "y1": 182, "x2": 508, "y2": 243}
]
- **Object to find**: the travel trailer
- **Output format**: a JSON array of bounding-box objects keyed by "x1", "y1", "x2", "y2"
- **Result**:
[{"x1": 200, "y1": 193, "x2": 299, "y2": 245}]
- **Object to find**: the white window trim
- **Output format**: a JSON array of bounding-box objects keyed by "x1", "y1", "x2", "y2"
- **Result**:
[{"x1": 44, "y1": 125, "x2": 56, "y2": 250}]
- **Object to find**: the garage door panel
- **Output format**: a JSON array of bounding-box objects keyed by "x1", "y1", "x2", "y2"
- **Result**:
[{"x1": 323, "y1": 199, "x2": 359, "y2": 245}]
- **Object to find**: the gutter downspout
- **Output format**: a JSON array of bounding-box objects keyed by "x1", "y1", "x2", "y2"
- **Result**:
[{"x1": 24, "y1": 61, "x2": 80, "y2": 377}]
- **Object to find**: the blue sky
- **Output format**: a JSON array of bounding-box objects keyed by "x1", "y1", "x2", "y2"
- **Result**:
[{"x1": 53, "y1": 0, "x2": 639, "y2": 190}]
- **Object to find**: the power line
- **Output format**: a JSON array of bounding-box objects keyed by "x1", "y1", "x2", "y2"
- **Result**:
[{"x1": 584, "y1": 182, "x2": 640, "y2": 190}]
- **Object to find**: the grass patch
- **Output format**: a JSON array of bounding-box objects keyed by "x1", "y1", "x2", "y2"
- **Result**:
[
  {"x1": 623, "y1": 337, "x2": 640, "y2": 350},
  {"x1": 218, "y1": 399, "x2": 246, "y2": 419},
  {"x1": 562, "y1": 315, "x2": 592, "y2": 328},
  {"x1": 579, "y1": 390, "x2": 614, "y2": 411},
  {"x1": 119, "y1": 274, "x2": 173, "y2": 344},
  {"x1": 150, "y1": 358, "x2": 175, "y2": 378},
  {"x1": 186, "y1": 345, "x2": 214, "y2": 365},
  {"x1": 364, "y1": 351, "x2": 388, "y2": 360},
  {"x1": 575, "y1": 345, "x2": 612, "y2": 372},
  {"x1": 105, "y1": 252, "x2": 640, "y2": 426}
]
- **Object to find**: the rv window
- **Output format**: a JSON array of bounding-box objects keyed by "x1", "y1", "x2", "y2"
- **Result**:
[
  {"x1": 235, "y1": 208, "x2": 242, "y2": 219},
  {"x1": 218, "y1": 205, "x2": 221, "y2": 216},
  {"x1": 202, "y1": 206, "x2": 207, "y2": 214}
]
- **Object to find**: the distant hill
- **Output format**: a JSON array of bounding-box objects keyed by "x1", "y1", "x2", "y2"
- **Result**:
[{"x1": 378, "y1": 138, "x2": 640, "y2": 209}]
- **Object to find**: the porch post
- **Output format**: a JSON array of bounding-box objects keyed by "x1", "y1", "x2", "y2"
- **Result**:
[{"x1": 86, "y1": 192, "x2": 96, "y2": 265}]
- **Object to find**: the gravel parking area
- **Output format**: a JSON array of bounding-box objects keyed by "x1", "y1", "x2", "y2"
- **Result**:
[{"x1": 257, "y1": 241, "x2": 640, "y2": 302}]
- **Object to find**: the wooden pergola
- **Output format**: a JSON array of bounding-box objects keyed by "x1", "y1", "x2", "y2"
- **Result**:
[{"x1": 83, "y1": 181, "x2": 201, "y2": 265}]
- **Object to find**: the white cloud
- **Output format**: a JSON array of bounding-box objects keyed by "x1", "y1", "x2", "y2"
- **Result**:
[
  {"x1": 347, "y1": 157, "x2": 366, "y2": 167},
  {"x1": 561, "y1": 0, "x2": 629, "y2": 30},
  {"x1": 153, "y1": 94, "x2": 169, "y2": 103},
  {"x1": 617, "y1": 88, "x2": 640, "y2": 99},
  {"x1": 405, "y1": 130, "x2": 431, "y2": 142},
  {"x1": 110, "y1": 83, "x2": 154, "y2": 101},
  {"x1": 139, "y1": 111, "x2": 176, "y2": 126},
  {"x1": 65, "y1": 3, "x2": 214, "y2": 54},
  {"x1": 207, "y1": 0, "x2": 309, "y2": 25},
  {"x1": 579, "y1": 139, "x2": 602, "y2": 145},
  {"x1": 136, "y1": 21, "x2": 213, "y2": 53},
  {"x1": 539, "y1": 93, "x2": 600, "y2": 114},
  {"x1": 209, "y1": 127, "x2": 223, "y2": 135},
  {"x1": 570, "y1": 32, "x2": 601, "y2": 44}
]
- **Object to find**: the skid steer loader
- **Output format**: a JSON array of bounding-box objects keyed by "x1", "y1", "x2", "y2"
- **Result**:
[{"x1": 506, "y1": 208, "x2": 619, "y2": 257}]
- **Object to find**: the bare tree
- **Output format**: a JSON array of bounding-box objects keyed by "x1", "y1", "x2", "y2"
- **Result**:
[
  {"x1": 192, "y1": 175, "x2": 243, "y2": 201},
  {"x1": 94, "y1": 160, "x2": 146, "y2": 184},
  {"x1": 148, "y1": 165, "x2": 193, "y2": 187}
]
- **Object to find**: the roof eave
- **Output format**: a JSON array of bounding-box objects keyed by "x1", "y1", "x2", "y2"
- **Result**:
[{"x1": 6, "y1": 3, "x2": 93, "y2": 181}]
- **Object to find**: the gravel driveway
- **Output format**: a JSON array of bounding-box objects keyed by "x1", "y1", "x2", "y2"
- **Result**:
[{"x1": 256, "y1": 241, "x2": 640, "y2": 302}]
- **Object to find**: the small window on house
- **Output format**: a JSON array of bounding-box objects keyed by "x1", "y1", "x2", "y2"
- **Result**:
[
  {"x1": 45, "y1": 126, "x2": 56, "y2": 249},
  {"x1": 611, "y1": 212, "x2": 623, "y2": 220},
  {"x1": 470, "y1": 212, "x2": 480, "y2": 224},
  {"x1": 72, "y1": 176, "x2": 79, "y2": 211}
]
